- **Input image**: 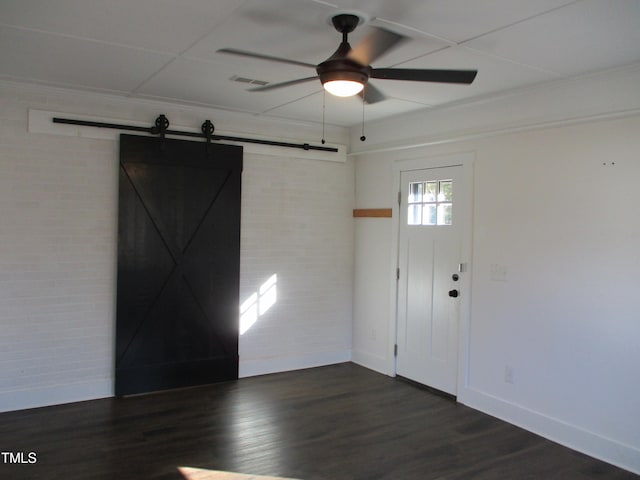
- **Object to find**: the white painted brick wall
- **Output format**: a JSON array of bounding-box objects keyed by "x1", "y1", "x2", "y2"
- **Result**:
[
  {"x1": 239, "y1": 153, "x2": 354, "y2": 376},
  {"x1": 0, "y1": 83, "x2": 352, "y2": 411},
  {"x1": 0, "y1": 90, "x2": 117, "y2": 411}
]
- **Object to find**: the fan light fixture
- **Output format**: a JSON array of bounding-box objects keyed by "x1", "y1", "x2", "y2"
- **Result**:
[
  {"x1": 320, "y1": 68, "x2": 368, "y2": 97},
  {"x1": 323, "y1": 79, "x2": 364, "y2": 97}
]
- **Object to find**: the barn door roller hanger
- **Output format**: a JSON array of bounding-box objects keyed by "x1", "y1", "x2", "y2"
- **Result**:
[{"x1": 52, "y1": 114, "x2": 338, "y2": 153}]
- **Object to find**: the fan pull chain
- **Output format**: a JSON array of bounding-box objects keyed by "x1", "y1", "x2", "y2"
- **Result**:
[
  {"x1": 321, "y1": 89, "x2": 326, "y2": 144},
  {"x1": 360, "y1": 89, "x2": 366, "y2": 142}
]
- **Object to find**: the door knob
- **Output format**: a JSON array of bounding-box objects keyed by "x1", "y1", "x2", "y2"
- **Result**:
[{"x1": 448, "y1": 289, "x2": 459, "y2": 298}]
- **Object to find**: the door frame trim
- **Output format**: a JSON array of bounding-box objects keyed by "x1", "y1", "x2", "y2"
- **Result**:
[{"x1": 389, "y1": 151, "x2": 474, "y2": 395}]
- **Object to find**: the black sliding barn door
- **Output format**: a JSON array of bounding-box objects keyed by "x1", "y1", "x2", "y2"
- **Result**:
[{"x1": 115, "y1": 134, "x2": 242, "y2": 396}]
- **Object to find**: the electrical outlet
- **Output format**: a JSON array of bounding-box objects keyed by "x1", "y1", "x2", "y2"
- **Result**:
[{"x1": 504, "y1": 365, "x2": 515, "y2": 384}]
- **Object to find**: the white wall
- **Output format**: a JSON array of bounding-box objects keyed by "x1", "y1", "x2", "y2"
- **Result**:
[
  {"x1": 351, "y1": 158, "x2": 395, "y2": 374},
  {"x1": 239, "y1": 151, "x2": 354, "y2": 376},
  {"x1": 0, "y1": 88, "x2": 118, "y2": 411},
  {"x1": 351, "y1": 65, "x2": 640, "y2": 474},
  {"x1": 0, "y1": 82, "x2": 353, "y2": 412}
]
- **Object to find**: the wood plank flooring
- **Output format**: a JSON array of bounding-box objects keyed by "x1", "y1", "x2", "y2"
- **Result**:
[{"x1": 0, "y1": 363, "x2": 636, "y2": 480}]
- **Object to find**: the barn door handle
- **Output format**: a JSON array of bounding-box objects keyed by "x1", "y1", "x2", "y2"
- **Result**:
[{"x1": 448, "y1": 289, "x2": 459, "y2": 298}]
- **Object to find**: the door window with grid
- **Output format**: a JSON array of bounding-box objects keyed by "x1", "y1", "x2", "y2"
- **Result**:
[{"x1": 407, "y1": 179, "x2": 453, "y2": 226}]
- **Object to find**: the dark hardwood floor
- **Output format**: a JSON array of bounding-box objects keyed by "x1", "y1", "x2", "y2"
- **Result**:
[{"x1": 0, "y1": 363, "x2": 636, "y2": 479}]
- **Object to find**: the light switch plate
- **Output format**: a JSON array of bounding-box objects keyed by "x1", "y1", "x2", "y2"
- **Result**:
[{"x1": 490, "y1": 263, "x2": 508, "y2": 282}]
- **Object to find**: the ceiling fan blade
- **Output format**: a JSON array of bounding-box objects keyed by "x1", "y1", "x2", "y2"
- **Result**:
[
  {"x1": 247, "y1": 76, "x2": 319, "y2": 92},
  {"x1": 217, "y1": 48, "x2": 317, "y2": 69},
  {"x1": 371, "y1": 68, "x2": 478, "y2": 84},
  {"x1": 360, "y1": 83, "x2": 387, "y2": 104},
  {"x1": 348, "y1": 27, "x2": 406, "y2": 65}
]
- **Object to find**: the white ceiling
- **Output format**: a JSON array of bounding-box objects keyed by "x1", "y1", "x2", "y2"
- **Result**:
[{"x1": 1, "y1": 0, "x2": 639, "y2": 128}]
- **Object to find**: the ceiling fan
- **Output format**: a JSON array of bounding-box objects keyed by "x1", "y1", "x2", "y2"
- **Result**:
[{"x1": 218, "y1": 13, "x2": 477, "y2": 104}]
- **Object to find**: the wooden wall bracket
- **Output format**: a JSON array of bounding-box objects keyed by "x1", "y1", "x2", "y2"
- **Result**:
[{"x1": 353, "y1": 208, "x2": 392, "y2": 218}]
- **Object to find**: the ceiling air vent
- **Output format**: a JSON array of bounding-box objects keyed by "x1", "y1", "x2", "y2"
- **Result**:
[{"x1": 230, "y1": 75, "x2": 269, "y2": 86}]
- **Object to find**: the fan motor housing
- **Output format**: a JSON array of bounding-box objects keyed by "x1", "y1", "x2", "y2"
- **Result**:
[
  {"x1": 316, "y1": 58, "x2": 371, "y2": 86},
  {"x1": 318, "y1": 13, "x2": 372, "y2": 88}
]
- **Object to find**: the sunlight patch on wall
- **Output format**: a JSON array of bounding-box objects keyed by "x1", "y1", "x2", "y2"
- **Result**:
[
  {"x1": 178, "y1": 466, "x2": 299, "y2": 479},
  {"x1": 240, "y1": 274, "x2": 277, "y2": 335}
]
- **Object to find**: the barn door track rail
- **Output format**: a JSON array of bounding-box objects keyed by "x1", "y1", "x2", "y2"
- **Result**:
[{"x1": 52, "y1": 114, "x2": 338, "y2": 153}]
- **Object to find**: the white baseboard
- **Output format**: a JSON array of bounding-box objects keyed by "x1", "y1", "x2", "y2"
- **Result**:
[
  {"x1": 1, "y1": 351, "x2": 352, "y2": 412},
  {"x1": 0, "y1": 379, "x2": 113, "y2": 413},
  {"x1": 239, "y1": 349, "x2": 351, "y2": 378},
  {"x1": 350, "y1": 349, "x2": 391, "y2": 376},
  {"x1": 458, "y1": 387, "x2": 640, "y2": 476}
]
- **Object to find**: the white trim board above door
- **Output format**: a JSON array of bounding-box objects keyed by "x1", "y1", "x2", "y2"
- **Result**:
[{"x1": 390, "y1": 152, "x2": 474, "y2": 396}]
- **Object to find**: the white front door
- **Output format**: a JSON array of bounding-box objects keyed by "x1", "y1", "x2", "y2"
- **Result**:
[{"x1": 396, "y1": 165, "x2": 464, "y2": 395}]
